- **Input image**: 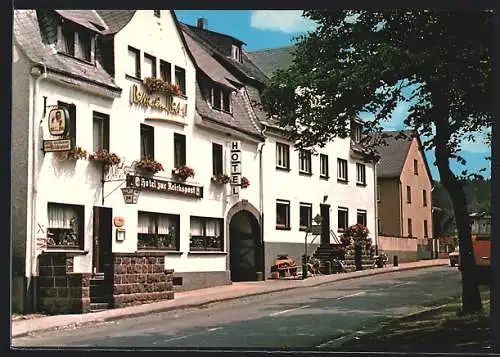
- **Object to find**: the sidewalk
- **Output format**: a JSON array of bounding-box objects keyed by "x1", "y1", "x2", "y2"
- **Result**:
[{"x1": 11, "y1": 259, "x2": 448, "y2": 338}]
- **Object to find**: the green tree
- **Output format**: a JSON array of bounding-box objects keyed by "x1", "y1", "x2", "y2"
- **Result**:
[{"x1": 261, "y1": 10, "x2": 492, "y2": 314}]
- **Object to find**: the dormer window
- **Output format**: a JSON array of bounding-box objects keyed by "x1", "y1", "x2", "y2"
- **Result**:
[
  {"x1": 351, "y1": 121, "x2": 362, "y2": 143},
  {"x1": 58, "y1": 22, "x2": 94, "y2": 63},
  {"x1": 231, "y1": 44, "x2": 241, "y2": 63},
  {"x1": 210, "y1": 86, "x2": 232, "y2": 113}
]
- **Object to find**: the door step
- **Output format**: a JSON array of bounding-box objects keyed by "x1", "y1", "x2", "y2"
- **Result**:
[{"x1": 90, "y1": 302, "x2": 109, "y2": 312}]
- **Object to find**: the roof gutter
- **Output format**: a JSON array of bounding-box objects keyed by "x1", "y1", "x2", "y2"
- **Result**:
[{"x1": 45, "y1": 67, "x2": 122, "y2": 94}]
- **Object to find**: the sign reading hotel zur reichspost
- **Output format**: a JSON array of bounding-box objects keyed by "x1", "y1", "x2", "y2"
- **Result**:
[{"x1": 126, "y1": 175, "x2": 203, "y2": 198}]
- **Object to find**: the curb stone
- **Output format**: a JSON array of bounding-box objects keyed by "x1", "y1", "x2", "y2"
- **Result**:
[{"x1": 12, "y1": 261, "x2": 448, "y2": 339}]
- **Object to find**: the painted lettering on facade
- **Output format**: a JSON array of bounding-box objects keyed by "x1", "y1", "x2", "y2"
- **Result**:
[
  {"x1": 126, "y1": 174, "x2": 203, "y2": 198},
  {"x1": 130, "y1": 84, "x2": 188, "y2": 117},
  {"x1": 230, "y1": 140, "x2": 241, "y2": 195}
]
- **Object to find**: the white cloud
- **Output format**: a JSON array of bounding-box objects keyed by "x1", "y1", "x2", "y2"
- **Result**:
[
  {"x1": 249, "y1": 10, "x2": 317, "y2": 34},
  {"x1": 460, "y1": 128, "x2": 491, "y2": 154}
]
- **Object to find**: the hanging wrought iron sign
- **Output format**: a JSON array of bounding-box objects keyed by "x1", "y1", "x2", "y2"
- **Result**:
[{"x1": 47, "y1": 108, "x2": 69, "y2": 136}]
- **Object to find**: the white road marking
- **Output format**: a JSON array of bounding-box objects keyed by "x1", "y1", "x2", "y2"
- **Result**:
[
  {"x1": 392, "y1": 282, "x2": 411, "y2": 288},
  {"x1": 336, "y1": 291, "x2": 365, "y2": 300},
  {"x1": 269, "y1": 305, "x2": 311, "y2": 316},
  {"x1": 317, "y1": 335, "x2": 346, "y2": 347},
  {"x1": 163, "y1": 335, "x2": 190, "y2": 343},
  {"x1": 207, "y1": 327, "x2": 222, "y2": 332}
]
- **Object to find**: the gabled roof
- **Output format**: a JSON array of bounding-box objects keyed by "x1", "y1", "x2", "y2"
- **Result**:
[
  {"x1": 13, "y1": 10, "x2": 119, "y2": 91},
  {"x1": 95, "y1": 10, "x2": 135, "y2": 34},
  {"x1": 55, "y1": 10, "x2": 109, "y2": 33},
  {"x1": 246, "y1": 46, "x2": 295, "y2": 78}
]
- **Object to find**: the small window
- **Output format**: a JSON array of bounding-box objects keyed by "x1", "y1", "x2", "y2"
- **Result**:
[
  {"x1": 138, "y1": 211, "x2": 180, "y2": 250},
  {"x1": 47, "y1": 203, "x2": 84, "y2": 249},
  {"x1": 160, "y1": 60, "x2": 171, "y2": 83},
  {"x1": 408, "y1": 218, "x2": 413, "y2": 237},
  {"x1": 175, "y1": 66, "x2": 186, "y2": 95},
  {"x1": 413, "y1": 159, "x2": 418, "y2": 175},
  {"x1": 231, "y1": 44, "x2": 241, "y2": 62},
  {"x1": 140, "y1": 124, "x2": 154, "y2": 160},
  {"x1": 174, "y1": 133, "x2": 186, "y2": 168},
  {"x1": 127, "y1": 46, "x2": 141, "y2": 78},
  {"x1": 143, "y1": 53, "x2": 157, "y2": 78},
  {"x1": 190, "y1": 216, "x2": 224, "y2": 251},
  {"x1": 57, "y1": 101, "x2": 76, "y2": 146},
  {"x1": 357, "y1": 209, "x2": 367, "y2": 227},
  {"x1": 338, "y1": 207, "x2": 349, "y2": 232},
  {"x1": 212, "y1": 143, "x2": 223, "y2": 175},
  {"x1": 276, "y1": 142, "x2": 290, "y2": 170},
  {"x1": 299, "y1": 203, "x2": 312, "y2": 231},
  {"x1": 211, "y1": 87, "x2": 221, "y2": 110},
  {"x1": 299, "y1": 150, "x2": 312, "y2": 174},
  {"x1": 407, "y1": 186, "x2": 412, "y2": 203},
  {"x1": 424, "y1": 220, "x2": 429, "y2": 238},
  {"x1": 211, "y1": 87, "x2": 231, "y2": 113},
  {"x1": 423, "y1": 189, "x2": 427, "y2": 207},
  {"x1": 337, "y1": 158, "x2": 348, "y2": 181},
  {"x1": 377, "y1": 185, "x2": 381, "y2": 202},
  {"x1": 76, "y1": 32, "x2": 92, "y2": 62},
  {"x1": 351, "y1": 121, "x2": 362, "y2": 143},
  {"x1": 356, "y1": 163, "x2": 366, "y2": 185},
  {"x1": 276, "y1": 200, "x2": 290, "y2": 230},
  {"x1": 60, "y1": 24, "x2": 75, "y2": 56},
  {"x1": 320, "y1": 154, "x2": 329, "y2": 178},
  {"x1": 222, "y1": 89, "x2": 231, "y2": 113},
  {"x1": 154, "y1": 10, "x2": 161, "y2": 17},
  {"x1": 92, "y1": 112, "x2": 109, "y2": 152}
]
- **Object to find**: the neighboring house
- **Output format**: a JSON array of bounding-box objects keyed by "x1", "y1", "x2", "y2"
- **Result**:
[{"x1": 374, "y1": 130, "x2": 434, "y2": 262}]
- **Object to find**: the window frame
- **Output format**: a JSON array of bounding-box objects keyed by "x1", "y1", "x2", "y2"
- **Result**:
[
  {"x1": 137, "y1": 211, "x2": 180, "y2": 251},
  {"x1": 299, "y1": 149, "x2": 312, "y2": 174},
  {"x1": 356, "y1": 209, "x2": 367, "y2": 227},
  {"x1": 210, "y1": 86, "x2": 232, "y2": 113},
  {"x1": 377, "y1": 185, "x2": 381, "y2": 202},
  {"x1": 174, "y1": 133, "x2": 186, "y2": 168},
  {"x1": 92, "y1": 111, "x2": 110, "y2": 152},
  {"x1": 337, "y1": 158, "x2": 348, "y2": 182},
  {"x1": 189, "y1": 216, "x2": 224, "y2": 252},
  {"x1": 175, "y1": 66, "x2": 186, "y2": 96},
  {"x1": 423, "y1": 189, "x2": 428, "y2": 207},
  {"x1": 276, "y1": 199, "x2": 291, "y2": 230},
  {"x1": 299, "y1": 202, "x2": 313, "y2": 231},
  {"x1": 276, "y1": 142, "x2": 290, "y2": 170},
  {"x1": 46, "y1": 202, "x2": 84, "y2": 250},
  {"x1": 413, "y1": 159, "x2": 418, "y2": 175},
  {"x1": 212, "y1": 143, "x2": 223, "y2": 176},
  {"x1": 320, "y1": 154, "x2": 329, "y2": 178},
  {"x1": 60, "y1": 23, "x2": 76, "y2": 57},
  {"x1": 140, "y1": 123, "x2": 154, "y2": 160},
  {"x1": 356, "y1": 163, "x2": 366, "y2": 186},
  {"x1": 351, "y1": 122, "x2": 362, "y2": 143},
  {"x1": 143, "y1": 53, "x2": 157, "y2": 78},
  {"x1": 407, "y1": 185, "x2": 412, "y2": 203},
  {"x1": 76, "y1": 31, "x2": 92, "y2": 62},
  {"x1": 231, "y1": 44, "x2": 241, "y2": 62},
  {"x1": 127, "y1": 46, "x2": 141, "y2": 79},
  {"x1": 408, "y1": 218, "x2": 413, "y2": 237},
  {"x1": 338, "y1": 207, "x2": 349, "y2": 233},
  {"x1": 424, "y1": 219, "x2": 429, "y2": 238},
  {"x1": 160, "y1": 60, "x2": 172, "y2": 83}
]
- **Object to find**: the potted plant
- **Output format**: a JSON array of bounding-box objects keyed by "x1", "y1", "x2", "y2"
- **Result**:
[
  {"x1": 240, "y1": 176, "x2": 250, "y2": 189},
  {"x1": 88, "y1": 149, "x2": 121, "y2": 166},
  {"x1": 172, "y1": 165, "x2": 195, "y2": 181},
  {"x1": 342, "y1": 223, "x2": 369, "y2": 246},
  {"x1": 135, "y1": 156, "x2": 164, "y2": 175},
  {"x1": 211, "y1": 173, "x2": 230, "y2": 185},
  {"x1": 66, "y1": 146, "x2": 88, "y2": 161},
  {"x1": 143, "y1": 77, "x2": 182, "y2": 97}
]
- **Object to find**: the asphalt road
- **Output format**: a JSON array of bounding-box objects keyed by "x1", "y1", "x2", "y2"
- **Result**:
[{"x1": 13, "y1": 266, "x2": 461, "y2": 349}]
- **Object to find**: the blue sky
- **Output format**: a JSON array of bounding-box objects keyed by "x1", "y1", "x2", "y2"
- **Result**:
[{"x1": 175, "y1": 10, "x2": 492, "y2": 181}]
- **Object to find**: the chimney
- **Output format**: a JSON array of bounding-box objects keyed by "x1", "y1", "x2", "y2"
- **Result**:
[{"x1": 197, "y1": 18, "x2": 207, "y2": 30}]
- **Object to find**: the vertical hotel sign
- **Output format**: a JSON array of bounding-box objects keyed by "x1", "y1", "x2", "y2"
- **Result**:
[{"x1": 230, "y1": 141, "x2": 241, "y2": 195}]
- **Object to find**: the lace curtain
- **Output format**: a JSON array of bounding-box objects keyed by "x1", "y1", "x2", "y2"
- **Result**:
[
  {"x1": 48, "y1": 205, "x2": 78, "y2": 229},
  {"x1": 190, "y1": 218, "x2": 203, "y2": 236},
  {"x1": 138, "y1": 213, "x2": 155, "y2": 234}
]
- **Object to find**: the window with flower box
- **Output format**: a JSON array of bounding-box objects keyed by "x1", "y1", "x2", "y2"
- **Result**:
[
  {"x1": 143, "y1": 53, "x2": 157, "y2": 78},
  {"x1": 140, "y1": 124, "x2": 154, "y2": 160},
  {"x1": 47, "y1": 203, "x2": 84, "y2": 249},
  {"x1": 212, "y1": 143, "x2": 223, "y2": 175},
  {"x1": 174, "y1": 133, "x2": 186, "y2": 168},
  {"x1": 357, "y1": 209, "x2": 367, "y2": 227},
  {"x1": 138, "y1": 211, "x2": 179, "y2": 250},
  {"x1": 127, "y1": 46, "x2": 141, "y2": 78},
  {"x1": 276, "y1": 199, "x2": 290, "y2": 230},
  {"x1": 299, "y1": 203, "x2": 312, "y2": 231},
  {"x1": 338, "y1": 207, "x2": 349, "y2": 232},
  {"x1": 299, "y1": 149, "x2": 312, "y2": 174},
  {"x1": 189, "y1": 216, "x2": 224, "y2": 251},
  {"x1": 175, "y1": 66, "x2": 186, "y2": 96},
  {"x1": 160, "y1": 60, "x2": 171, "y2": 83},
  {"x1": 276, "y1": 142, "x2": 290, "y2": 170},
  {"x1": 92, "y1": 111, "x2": 109, "y2": 152}
]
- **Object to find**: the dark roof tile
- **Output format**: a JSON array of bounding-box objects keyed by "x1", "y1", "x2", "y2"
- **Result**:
[
  {"x1": 246, "y1": 46, "x2": 295, "y2": 78},
  {"x1": 55, "y1": 10, "x2": 108, "y2": 33},
  {"x1": 95, "y1": 10, "x2": 135, "y2": 34},
  {"x1": 372, "y1": 130, "x2": 415, "y2": 178}
]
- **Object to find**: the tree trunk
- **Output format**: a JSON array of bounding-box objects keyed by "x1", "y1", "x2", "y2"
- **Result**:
[{"x1": 433, "y1": 118, "x2": 482, "y2": 314}]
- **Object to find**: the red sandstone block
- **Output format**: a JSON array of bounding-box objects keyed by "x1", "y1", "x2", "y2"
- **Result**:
[
  {"x1": 141, "y1": 265, "x2": 148, "y2": 273},
  {"x1": 126, "y1": 265, "x2": 135, "y2": 274},
  {"x1": 122, "y1": 257, "x2": 131, "y2": 264},
  {"x1": 138, "y1": 275, "x2": 146, "y2": 283},
  {"x1": 114, "y1": 275, "x2": 122, "y2": 285},
  {"x1": 134, "y1": 265, "x2": 142, "y2": 274},
  {"x1": 82, "y1": 287, "x2": 89, "y2": 298},
  {"x1": 148, "y1": 257, "x2": 157, "y2": 264}
]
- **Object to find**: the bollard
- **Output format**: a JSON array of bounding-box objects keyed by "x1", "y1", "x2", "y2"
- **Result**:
[
  {"x1": 393, "y1": 255, "x2": 399, "y2": 267},
  {"x1": 302, "y1": 264, "x2": 308, "y2": 280}
]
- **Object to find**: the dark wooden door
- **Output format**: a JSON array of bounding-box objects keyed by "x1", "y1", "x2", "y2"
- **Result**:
[
  {"x1": 93, "y1": 206, "x2": 113, "y2": 274},
  {"x1": 229, "y1": 211, "x2": 260, "y2": 282}
]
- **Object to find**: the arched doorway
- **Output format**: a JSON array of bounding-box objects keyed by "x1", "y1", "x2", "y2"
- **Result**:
[{"x1": 229, "y1": 210, "x2": 262, "y2": 281}]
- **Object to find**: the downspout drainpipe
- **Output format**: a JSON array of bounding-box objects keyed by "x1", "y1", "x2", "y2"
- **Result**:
[
  {"x1": 257, "y1": 129, "x2": 266, "y2": 281},
  {"x1": 30, "y1": 64, "x2": 47, "y2": 312},
  {"x1": 373, "y1": 161, "x2": 379, "y2": 255}
]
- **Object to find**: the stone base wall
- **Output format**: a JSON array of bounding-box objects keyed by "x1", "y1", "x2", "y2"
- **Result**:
[
  {"x1": 112, "y1": 252, "x2": 174, "y2": 308},
  {"x1": 378, "y1": 250, "x2": 418, "y2": 263},
  {"x1": 343, "y1": 244, "x2": 375, "y2": 272},
  {"x1": 172, "y1": 271, "x2": 231, "y2": 292},
  {"x1": 37, "y1": 252, "x2": 90, "y2": 314}
]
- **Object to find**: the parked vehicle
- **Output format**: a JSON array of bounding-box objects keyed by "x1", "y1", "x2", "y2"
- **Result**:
[{"x1": 449, "y1": 246, "x2": 460, "y2": 267}]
